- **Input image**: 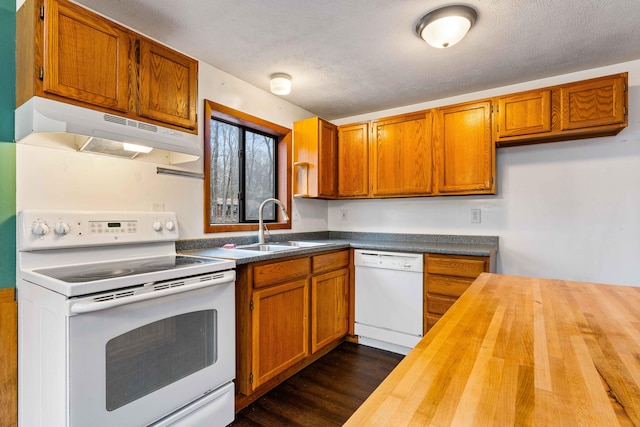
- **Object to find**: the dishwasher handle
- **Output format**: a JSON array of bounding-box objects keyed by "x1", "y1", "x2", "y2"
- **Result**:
[{"x1": 354, "y1": 250, "x2": 423, "y2": 272}]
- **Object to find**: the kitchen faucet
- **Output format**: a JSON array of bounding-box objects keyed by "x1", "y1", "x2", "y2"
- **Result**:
[{"x1": 258, "y1": 198, "x2": 289, "y2": 244}]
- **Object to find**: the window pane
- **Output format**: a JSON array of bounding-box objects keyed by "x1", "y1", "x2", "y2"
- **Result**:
[
  {"x1": 245, "y1": 131, "x2": 276, "y2": 221},
  {"x1": 210, "y1": 120, "x2": 240, "y2": 224}
]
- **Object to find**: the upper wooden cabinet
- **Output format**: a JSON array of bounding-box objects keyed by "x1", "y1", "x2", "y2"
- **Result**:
[
  {"x1": 496, "y1": 89, "x2": 551, "y2": 138},
  {"x1": 138, "y1": 39, "x2": 198, "y2": 130},
  {"x1": 435, "y1": 100, "x2": 495, "y2": 195},
  {"x1": 496, "y1": 73, "x2": 627, "y2": 147},
  {"x1": 41, "y1": 0, "x2": 131, "y2": 112},
  {"x1": 293, "y1": 117, "x2": 338, "y2": 198},
  {"x1": 338, "y1": 122, "x2": 370, "y2": 198},
  {"x1": 17, "y1": 0, "x2": 198, "y2": 132},
  {"x1": 560, "y1": 74, "x2": 626, "y2": 130},
  {"x1": 370, "y1": 112, "x2": 434, "y2": 197}
]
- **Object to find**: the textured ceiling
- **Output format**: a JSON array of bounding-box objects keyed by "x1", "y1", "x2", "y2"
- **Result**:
[{"x1": 74, "y1": 0, "x2": 640, "y2": 120}]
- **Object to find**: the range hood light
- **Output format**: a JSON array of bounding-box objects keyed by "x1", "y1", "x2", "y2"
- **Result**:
[{"x1": 123, "y1": 142, "x2": 153, "y2": 153}]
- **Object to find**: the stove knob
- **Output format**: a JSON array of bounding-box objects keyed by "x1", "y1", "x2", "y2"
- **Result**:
[
  {"x1": 54, "y1": 222, "x2": 70, "y2": 236},
  {"x1": 153, "y1": 221, "x2": 163, "y2": 232},
  {"x1": 32, "y1": 222, "x2": 50, "y2": 236},
  {"x1": 165, "y1": 220, "x2": 176, "y2": 231}
]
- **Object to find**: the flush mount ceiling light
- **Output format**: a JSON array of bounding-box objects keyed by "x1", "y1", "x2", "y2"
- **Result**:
[
  {"x1": 416, "y1": 5, "x2": 477, "y2": 49},
  {"x1": 270, "y1": 73, "x2": 292, "y2": 95}
]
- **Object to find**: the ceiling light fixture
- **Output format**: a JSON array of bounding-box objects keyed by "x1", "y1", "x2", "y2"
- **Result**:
[
  {"x1": 416, "y1": 5, "x2": 477, "y2": 49},
  {"x1": 270, "y1": 73, "x2": 292, "y2": 95}
]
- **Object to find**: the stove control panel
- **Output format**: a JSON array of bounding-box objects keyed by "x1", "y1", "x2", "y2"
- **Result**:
[{"x1": 18, "y1": 210, "x2": 180, "y2": 251}]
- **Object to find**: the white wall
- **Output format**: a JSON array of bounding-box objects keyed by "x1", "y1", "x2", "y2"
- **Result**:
[
  {"x1": 16, "y1": 61, "x2": 328, "y2": 239},
  {"x1": 329, "y1": 60, "x2": 640, "y2": 287}
]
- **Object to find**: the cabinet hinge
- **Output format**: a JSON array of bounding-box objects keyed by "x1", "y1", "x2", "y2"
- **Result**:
[
  {"x1": 250, "y1": 299, "x2": 254, "y2": 311},
  {"x1": 249, "y1": 373, "x2": 253, "y2": 384},
  {"x1": 40, "y1": 5, "x2": 44, "y2": 19},
  {"x1": 623, "y1": 106, "x2": 627, "y2": 116},
  {"x1": 623, "y1": 83, "x2": 627, "y2": 92},
  {"x1": 496, "y1": 124, "x2": 499, "y2": 133},
  {"x1": 39, "y1": 66, "x2": 44, "y2": 81}
]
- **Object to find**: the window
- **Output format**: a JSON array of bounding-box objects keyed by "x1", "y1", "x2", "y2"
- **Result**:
[{"x1": 204, "y1": 100, "x2": 292, "y2": 233}]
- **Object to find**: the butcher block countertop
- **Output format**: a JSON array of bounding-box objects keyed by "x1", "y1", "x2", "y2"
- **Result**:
[{"x1": 345, "y1": 273, "x2": 640, "y2": 426}]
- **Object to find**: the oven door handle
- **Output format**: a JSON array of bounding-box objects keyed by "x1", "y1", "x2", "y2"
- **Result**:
[{"x1": 69, "y1": 272, "x2": 235, "y2": 314}]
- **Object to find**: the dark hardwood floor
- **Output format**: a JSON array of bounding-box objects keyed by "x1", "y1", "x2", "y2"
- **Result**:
[{"x1": 231, "y1": 342, "x2": 404, "y2": 426}]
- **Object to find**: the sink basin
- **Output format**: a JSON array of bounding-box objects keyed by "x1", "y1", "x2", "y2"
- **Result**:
[
  {"x1": 272, "y1": 241, "x2": 328, "y2": 248},
  {"x1": 234, "y1": 241, "x2": 328, "y2": 252}
]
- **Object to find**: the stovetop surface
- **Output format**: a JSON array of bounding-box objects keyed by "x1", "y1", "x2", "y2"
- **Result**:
[{"x1": 33, "y1": 255, "x2": 223, "y2": 283}]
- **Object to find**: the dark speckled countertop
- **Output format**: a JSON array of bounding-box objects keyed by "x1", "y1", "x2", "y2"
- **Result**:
[{"x1": 178, "y1": 231, "x2": 498, "y2": 266}]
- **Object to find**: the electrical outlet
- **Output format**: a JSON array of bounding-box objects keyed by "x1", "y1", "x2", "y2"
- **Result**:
[
  {"x1": 470, "y1": 208, "x2": 481, "y2": 223},
  {"x1": 340, "y1": 209, "x2": 349, "y2": 222}
]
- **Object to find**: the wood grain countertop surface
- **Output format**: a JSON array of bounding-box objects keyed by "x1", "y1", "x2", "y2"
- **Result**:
[{"x1": 344, "y1": 273, "x2": 640, "y2": 426}]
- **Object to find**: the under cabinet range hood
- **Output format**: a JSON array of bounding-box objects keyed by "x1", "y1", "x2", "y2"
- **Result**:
[{"x1": 15, "y1": 97, "x2": 200, "y2": 163}]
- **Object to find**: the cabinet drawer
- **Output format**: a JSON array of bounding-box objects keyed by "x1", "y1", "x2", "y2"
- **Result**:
[
  {"x1": 427, "y1": 294, "x2": 457, "y2": 315},
  {"x1": 312, "y1": 250, "x2": 349, "y2": 274},
  {"x1": 253, "y1": 258, "x2": 311, "y2": 289},
  {"x1": 426, "y1": 275, "x2": 474, "y2": 298},
  {"x1": 426, "y1": 255, "x2": 488, "y2": 278},
  {"x1": 426, "y1": 313, "x2": 442, "y2": 330}
]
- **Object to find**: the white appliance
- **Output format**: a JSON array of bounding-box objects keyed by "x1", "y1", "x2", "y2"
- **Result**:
[
  {"x1": 17, "y1": 210, "x2": 236, "y2": 427},
  {"x1": 15, "y1": 96, "x2": 200, "y2": 159},
  {"x1": 354, "y1": 250, "x2": 424, "y2": 355}
]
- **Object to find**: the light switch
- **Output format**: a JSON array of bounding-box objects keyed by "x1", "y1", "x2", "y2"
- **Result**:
[{"x1": 470, "y1": 208, "x2": 481, "y2": 223}]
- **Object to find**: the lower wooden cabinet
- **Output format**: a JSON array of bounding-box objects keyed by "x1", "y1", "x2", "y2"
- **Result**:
[
  {"x1": 236, "y1": 249, "x2": 350, "y2": 409},
  {"x1": 251, "y1": 279, "x2": 309, "y2": 389},
  {"x1": 424, "y1": 253, "x2": 491, "y2": 332},
  {"x1": 311, "y1": 268, "x2": 349, "y2": 354}
]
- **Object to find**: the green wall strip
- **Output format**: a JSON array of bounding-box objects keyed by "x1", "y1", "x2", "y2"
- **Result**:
[
  {"x1": 0, "y1": 0, "x2": 15, "y2": 141},
  {"x1": 0, "y1": 0, "x2": 16, "y2": 289}
]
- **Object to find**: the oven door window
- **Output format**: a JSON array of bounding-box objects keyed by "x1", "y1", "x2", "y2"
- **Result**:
[{"x1": 105, "y1": 310, "x2": 217, "y2": 411}]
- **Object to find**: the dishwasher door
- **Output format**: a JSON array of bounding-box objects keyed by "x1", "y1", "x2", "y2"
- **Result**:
[{"x1": 354, "y1": 250, "x2": 423, "y2": 354}]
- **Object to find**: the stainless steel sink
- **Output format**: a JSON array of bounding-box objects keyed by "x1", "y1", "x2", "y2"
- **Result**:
[{"x1": 234, "y1": 241, "x2": 328, "y2": 252}]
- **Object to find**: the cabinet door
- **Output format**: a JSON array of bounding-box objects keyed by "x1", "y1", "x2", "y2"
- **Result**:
[
  {"x1": 251, "y1": 279, "x2": 308, "y2": 390},
  {"x1": 435, "y1": 100, "x2": 494, "y2": 194},
  {"x1": 497, "y1": 89, "x2": 551, "y2": 138},
  {"x1": 371, "y1": 112, "x2": 433, "y2": 197},
  {"x1": 561, "y1": 75, "x2": 626, "y2": 131},
  {"x1": 338, "y1": 123, "x2": 369, "y2": 197},
  {"x1": 293, "y1": 117, "x2": 337, "y2": 198},
  {"x1": 138, "y1": 39, "x2": 198, "y2": 130},
  {"x1": 318, "y1": 119, "x2": 338, "y2": 197},
  {"x1": 44, "y1": 0, "x2": 130, "y2": 111},
  {"x1": 311, "y1": 268, "x2": 349, "y2": 354}
]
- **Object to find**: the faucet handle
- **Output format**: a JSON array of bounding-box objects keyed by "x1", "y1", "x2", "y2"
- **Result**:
[{"x1": 263, "y1": 223, "x2": 270, "y2": 241}]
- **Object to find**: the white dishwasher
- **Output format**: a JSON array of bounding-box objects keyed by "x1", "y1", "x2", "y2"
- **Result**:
[{"x1": 354, "y1": 249, "x2": 424, "y2": 355}]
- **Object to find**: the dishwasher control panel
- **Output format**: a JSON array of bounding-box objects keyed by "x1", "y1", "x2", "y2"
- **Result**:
[{"x1": 354, "y1": 250, "x2": 423, "y2": 273}]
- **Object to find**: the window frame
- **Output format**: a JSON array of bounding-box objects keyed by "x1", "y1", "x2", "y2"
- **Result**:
[{"x1": 204, "y1": 100, "x2": 292, "y2": 233}]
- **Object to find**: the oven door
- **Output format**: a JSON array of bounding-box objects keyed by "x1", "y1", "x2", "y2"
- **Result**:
[{"x1": 67, "y1": 272, "x2": 235, "y2": 427}]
